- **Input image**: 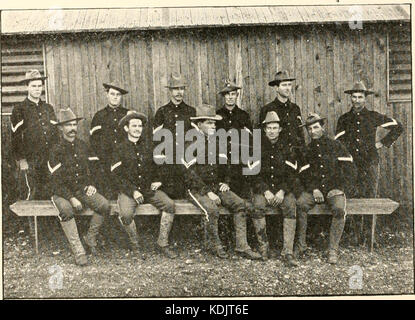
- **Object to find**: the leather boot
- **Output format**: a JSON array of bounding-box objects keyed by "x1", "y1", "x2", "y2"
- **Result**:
[
  {"x1": 328, "y1": 216, "x2": 345, "y2": 264},
  {"x1": 60, "y1": 218, "x2": 87, "y2": 266},
  {"x1": 83, "y1": 213, "x2": 104, "y2": 255},
  {"x1": 119, "y1": 216, "x2": 140, "y2": 251},
  {"x1": 295, "y1": 210, "x2": 308, "y2": 255},
  {"x1": 157, "y1": 211, "x2": 177, "y2": 258},
  {"x1": 252, "y1": 217, "x2": 269, "y2": 261},
  {"x1": 233, "y1": 212, "x2": 250, "y2": 252},
  {"x1": 282, "y1": 218, "x2": 299, "y2": 267}
]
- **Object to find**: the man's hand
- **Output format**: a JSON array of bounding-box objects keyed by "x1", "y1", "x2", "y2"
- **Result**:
[
  {"x1": 19, "y1": 159, "x2": 29, "y2": 171},
  {"x1": 133, "y1": 190, "x2": 144, "y2": 204},
  {"x1": 207, "y1": 192, "x2": 221, "y2": 205},
  {"x1": 219, "y1": 183, "x2": 230, "y2": 192},
  {"x1": 151, "y1": 182, "x2": 162, "y2": 191},
  {"x1": 272, "y1": 189, "x2": 285, "y2": 206},
  {"x1": 84, "y1": 185, "x2": 97, "y2": 197},
  {"x1": 264, "y1": 190, "x2": 274, "y2": 204},
  {"x1": 70, "y1": 197, "x2": 83, "y2": 211},
  {"x1": 313, "y1": 189, "x2": 324, "y2": 203},
  {"x1": 375, "y1": 141, "x2": 383, "y2": 149}
]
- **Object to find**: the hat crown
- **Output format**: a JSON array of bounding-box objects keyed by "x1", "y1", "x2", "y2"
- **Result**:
[
  {"x1": 57, "y1": 108, "x2": 79, "y2": 124},
  {"x1": 262, "y1": 111, "x2": 280, "y2": 124},
  {"x1": 305, "y1": 112, "x2": 323, "y2": 124},
  {"x1": 25, "y1": 69, "x2": 42, "y2": 79},
  {"x1": 103, "y1": 81, "x2": 128, "y2": 94},
  {"x1": 167, "y1": 72, "x2": 187, "y2": 88},
  {"x1": 219, "y1": 78, "x2": 241, "y2": 94},
  {"x1": 352, "y1": 81, "x2": 368, "y2": 91},
  {"x1": 196, "y1": 104, "x2": 217, "y2": 117}
]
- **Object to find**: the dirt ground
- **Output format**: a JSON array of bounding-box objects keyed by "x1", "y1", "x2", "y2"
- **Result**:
[{"x1": 3, "y1": 215, "x2": 414, "y2": 298}]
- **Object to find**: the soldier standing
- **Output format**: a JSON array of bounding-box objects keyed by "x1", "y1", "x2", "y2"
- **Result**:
[
  {"x1": 110, "y1": 111, "x2": 179, "y2": 259},
  {"x1": 182, "y1": 104, "x2": 261, "y2": 260},
  {"x1": 297, "y1": 113, "x2": 356, "y2": 264},
  {"x1": 250, "y1": 111, "x2": 300, "y2": 266},
  {"x1": 90, "y1": 82, "x2": 129, "y2": 199},
  {"x1": 11, "y1": 70, "x2": 59, "y2": 200},
  {"x1": 335, "y1": 81, "x2": 403, "y2": 244},
  {"x1": 259, "y1": 70, "x2": 305, "y2": 154},
  {"x1": 48, "y1": 108, "x2": 110, "y2": 266},
  {"x1": 152, "y1": 73, "x2": 196, "y2": 200}
]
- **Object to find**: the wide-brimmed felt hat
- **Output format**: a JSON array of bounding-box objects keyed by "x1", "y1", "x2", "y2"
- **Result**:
[
  {"x1": 119, "y1": 110, "x2": 147, "y2": 128},
  {"x1": 268, "y1": 70, "x2": 296, "y2": 87},
  {"x1": 300, "y1": 112, "x2": 326, "y2": 128},
  {"x1": 103, "y1": 81, "x2": 129, "y2": 95},
  {"x1": 190, "y1": 104, "x2": 222, "y2": 121},
  {"x1": 218, "y1": 79, "x2": 242, "y2": 95},
  {"x1": 344, "y1": 81, "x2": 374, "y2": 95},
  {"x1": 20, "y1": 69, "x2": 47, "y2": 85},
  {"x1": 262, "y1": 111, "x2": 281, "y2": 125},
  {"x1": 165, "y1": 72, "x2": 187, "y2": 88},
  {"x1": 55, "y1": 108, "x2": 84, "y2": 126}
]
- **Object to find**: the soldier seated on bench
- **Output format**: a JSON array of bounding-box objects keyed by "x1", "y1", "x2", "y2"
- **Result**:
[
  {"x1": 181, "y1": 104, "x2": 261, "y2": 260},
  {"x1": 110, "y1": 111, "x2": 178, "y2": 259},
  {"x1": 48, "y1": 108, "x2": 110, "y2": 266},
  {"x1": 296, "y1": 113, "x2": 357, "y2": 264}
]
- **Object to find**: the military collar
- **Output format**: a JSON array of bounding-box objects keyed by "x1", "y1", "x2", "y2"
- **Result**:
[
  {"x1": 61, "y1": 136, "x2": 79, "y2": 147},
  {"x1": 25, "y1": 97, "x2": 42, "y2": 107},
  {"x1": 310, "y1": 134, "x2": 329, "y2": 146},
  {"x1": 273, "y1": 96, "x2": 292, "y2": 108},
  {"x1": 349, "y1": 106, "x2": 368, "y2": 116},
  {"x1": 221, "y1": 104, "x2": 240, "y2": 113},
  {"x1": 106, "y1": 105, "x2": 123, "y2": 112},
  {"x1": 127, "y1": 136, "x2": 142, "y2": 146},
  {"x1": 263, "y1": 136, "x2": 284, "y2": 150},
  {"x1": 169, "y1": 100, "x2": 186, "y2": 109}
]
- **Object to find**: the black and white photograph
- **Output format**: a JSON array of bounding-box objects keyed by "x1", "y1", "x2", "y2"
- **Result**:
[{"x1": 1, "y1": 2, "x2": 413, "y2": 300}]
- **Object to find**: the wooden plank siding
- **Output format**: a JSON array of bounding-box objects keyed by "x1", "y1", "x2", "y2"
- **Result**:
[{"x1": 1, "y1": 22, "x2": 412, "y2": 218}]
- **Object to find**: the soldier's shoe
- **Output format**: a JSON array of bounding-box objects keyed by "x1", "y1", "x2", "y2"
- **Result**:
[
  {"x1": 283, "y1": 254, "x2": 299, "y2": 267},
  {"x1": 130, "y1": 243, "x2": 146, "y2": 260},
  {"x1": 328, "y1": 250, "x2": 338, "y2": 264},
  {"x1": 213, "y1": 246, "x2": 229, "y2": 259},
  {"x1": 157, "y1": 245, "x2": 178, "y2": 259},
  {"x1": 74, "y1": 253, "x2": 88, "y2": 266},
  {"x1": 293, "y1": 245, "x2": 307, "y2": 259},
  {"x1": 269, "y1": 249, "x2": 279, "y2": 259},
  {"x1": 236, "y1": 248, "x2": 262, "y2": 260},
  {"x1": 82, "y1": 235, "x2": 97, "y2": 255}
]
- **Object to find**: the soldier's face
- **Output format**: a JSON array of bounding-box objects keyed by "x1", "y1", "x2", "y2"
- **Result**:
[
  {"x1": 198, "y1": 119, "x2": 216, "y2": 136},
  {"x1": 27, "y1": 80, "x2": 43, "y2": 99},
  {"x1": 60, "y1": 121, "x2": 78, "y2": 140},
  {"x1": 307, "y1": 122, "x2": 324, "y2": 140},
  {"x1": 170, "y1": 87, "x2": 185, "y2": 104},
  {"x1": 264, "y1": 122, "x2": 282, "y2": 141},
  {"x1": 224, "y1": 91, "x2": 238, "y2": 106},
  {"x1": 124, "y1": 118, "x2": 143, "y2": 139},
  {"x1": 107, "y1": 88, "x2": 122, "y2": 107},
  {"x1": 276, "y1": 81, "x2": 292, "y2": 98},
  {"x1": 351, "y1": 92, "x2": 366, "y2": 109}
]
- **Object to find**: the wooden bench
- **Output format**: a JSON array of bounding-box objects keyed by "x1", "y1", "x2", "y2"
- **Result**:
[{"x1": 9, "y1": 198, "x2": 399, "y2": 254}]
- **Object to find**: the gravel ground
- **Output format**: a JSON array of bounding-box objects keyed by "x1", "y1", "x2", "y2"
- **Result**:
[{"x1": 3, "y1": 215, "x2": 414, "y2": 298}]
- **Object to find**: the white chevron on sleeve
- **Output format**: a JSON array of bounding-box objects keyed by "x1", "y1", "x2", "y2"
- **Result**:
[
  {"x1": 50, "y1": 120, "x2": 58, "y2": 125},
  {"x1": 338, "y1": 156, "x2": 353, "y2": 162},
  {"x1": 110, "y1": 161, "x2": 122, "y2": 172},
  {"x1": 381, "y1": 118, "x2": 398, "y2": 128},
  {"x1": 247, "y1": 160, "x2": 260, "y2": 170},
  {"x1": 299, "y1": 164, "x2": 310, "y2": 173},
  {"x1": 47, "y1": 161, "x2": 61, "y2": 174},
  {"x1": 181, "y1": 158, "x2": 197, "y2": 169},
  {"x1": 285, "y1": 160, "x2": 298, "y2": 170},
  {"x1": 334, "y1": 130, "x2": 345, "y2": 140},
  {"x1": 89, "y1": 125, "x2": 102, "y2": 135},
  {"x1": 153, "y1": 124, "x2": 164, "y2": 134},
  {"x1": 88, "y1": 156, "x2": 99, "y2": 161},
  {"x1": 11, "y1": 119, "x2": 24, "y2": 133}
]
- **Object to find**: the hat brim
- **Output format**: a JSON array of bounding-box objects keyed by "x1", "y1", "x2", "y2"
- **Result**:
[
  {"x1": 262, "y1": 120, "x2": 281, "y2": 126},
  {"x1": 299, "y1": 118, "x2": 326, "y2": 128},
  {"x1": 165, "y1": 84, "x2": 187, "y2": 89},
  {"x1": 344, "y1": 89, "x2": 374, "y2": 95},
  {"x1": 268, "y1": 78, "x2": 296, "y2": 87},
  {"x1": 55, "y1": 117, "x2": 84, "y2": 126},
  {"x1": 119, "y1": 114, "x2": 147, "y2": 127},
  {"x1": 103, "y1": 83, "x2": 129, "y2": 95},
  {"x1": 21, "y1": 76, "x2": 47, "y2": 84},
  {"x1": 218, "y1": 87, "x2": 242, "y2": 95},
  {"x1": 190, "y1": 115, "x2": 223, "y2": 121}
]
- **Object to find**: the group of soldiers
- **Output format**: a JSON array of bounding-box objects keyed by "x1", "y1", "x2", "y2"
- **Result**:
[{"x1": 11, "y1": 69, "x2": 403, "y2": 266}]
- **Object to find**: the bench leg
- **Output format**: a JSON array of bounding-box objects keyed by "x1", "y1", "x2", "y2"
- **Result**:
[
  {"x1": 370, "y1": 214, "x2": 377, "y2": 253},
  {"x1": 34, "y1": 216, "x2": 39, "y2": 255}
]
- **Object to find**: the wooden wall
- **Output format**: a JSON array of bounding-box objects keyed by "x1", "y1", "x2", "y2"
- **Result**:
[{"x1": 2, "y1": 22, "x2": 412, "y2": 216}]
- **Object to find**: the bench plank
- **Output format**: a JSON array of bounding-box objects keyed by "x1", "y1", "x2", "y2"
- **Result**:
[{"x1": 9, "y1": 198, "x2": 399, "y2": 217}]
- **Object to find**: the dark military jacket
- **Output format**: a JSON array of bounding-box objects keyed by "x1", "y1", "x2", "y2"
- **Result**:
[
  {"x1": 90, "y1": 105, "x2": 129, "y2": 164},
  {"x1": 181, "y1": 132, "x2": 230, "y2": 196},
  {"x1": 259, "y1": 97, "x2": 305, "y2": 150},
  {"x1": 298, "y1": 135, "x2": 356, "y2": 196},
  {"x1": 11, "y1": 98, "x2": 59, "y2": 162},
  {"x1": 153, "y1": 100, "x2": 196, "y2": 136},
  {"x1": 110, "y1": 136, "x2": 158, "y2": 199},
  {"x1": 335, "y1": 107, "x2": 403, "y2": 167},
  {"x1": 48, "y1": 137, "x2": 100, "y2": 200},
  {"x1": 216, "y1": 105, "x2": 253, "y2": 196},
  {"x1": 251, "y1": 137, "x2": 299, "y2": 195}
]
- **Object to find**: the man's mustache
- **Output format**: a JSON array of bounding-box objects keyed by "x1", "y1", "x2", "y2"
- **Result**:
[{"x1": 68, "y1": 130, "x2": 77, "y2": 134}]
